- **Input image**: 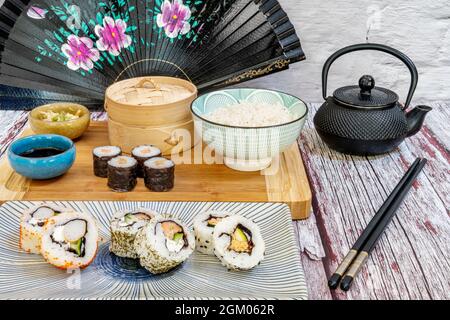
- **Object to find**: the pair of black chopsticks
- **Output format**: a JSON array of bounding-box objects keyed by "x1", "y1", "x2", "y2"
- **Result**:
[{"x1": 328, "y1": 157, "x2": 427, "y2": 291}]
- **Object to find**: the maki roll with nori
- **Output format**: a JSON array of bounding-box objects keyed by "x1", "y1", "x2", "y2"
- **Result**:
[
  {"x1": 131, "y1": 145, "x2": 162, "y2": 178},
  {"x1": 193, "y1": 211, "x2": 234, "y2": 255},
  {"x1": 143, "y1": 157, "x2": 175, "y2": 192},
  {"x1": 213, "y1": 216, "x2": 265, "y2": 271},
  {"x1": 110, "y1": 208, "x2": 159, "y2": 258},
  {"x1": 20, "y1": 204, "x2": 71, "y2": 254},
  {"x1": 93, "y1": 146, "x2": 122, "y2": 178},
  {"x1": 107, "y1": 156, "x2": 138, "y2": 192},
  {"x1": 134, "y1": 215, "x2": 195, "y2": 274},
  {"x1": 40, "y1": 212, "x2": 98, "y2": 269}
]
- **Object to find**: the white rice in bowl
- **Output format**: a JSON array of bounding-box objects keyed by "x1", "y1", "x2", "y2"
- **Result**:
[{"x1": 204, "y1": 101, "x2": 294, "y2": 127}]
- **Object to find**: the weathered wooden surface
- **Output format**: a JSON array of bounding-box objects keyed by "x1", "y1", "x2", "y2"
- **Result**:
[
  {"x1": 0, "y1": 103, "x2": 448, "y2": 300},
  {"x1": 296, "y1": 102, "x2": 450, "y2": 300}
]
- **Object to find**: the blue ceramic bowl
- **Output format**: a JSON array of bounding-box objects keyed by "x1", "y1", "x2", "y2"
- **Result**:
[{"x1": 8, "y1": 134, "x2": 76, "y2": 180}]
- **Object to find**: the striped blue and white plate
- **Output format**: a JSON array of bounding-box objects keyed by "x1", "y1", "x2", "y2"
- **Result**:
[{"x1": 0, "y1": 201, "x2": 308, "y2": 300}]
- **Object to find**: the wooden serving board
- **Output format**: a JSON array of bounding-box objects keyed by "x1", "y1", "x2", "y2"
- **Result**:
[{"x1": 0, "y1": 122, "x2": 312, "y2": 219}]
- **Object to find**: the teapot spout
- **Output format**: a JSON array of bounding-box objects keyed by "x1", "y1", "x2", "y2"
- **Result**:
[{"x1": 406, "y1": 105, "x2": 432, "y2": 137}]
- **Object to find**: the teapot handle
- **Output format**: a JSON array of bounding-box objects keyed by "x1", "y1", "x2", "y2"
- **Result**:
[{"x1": 322, "y1": 43, "x2": 418, "y2": 110}]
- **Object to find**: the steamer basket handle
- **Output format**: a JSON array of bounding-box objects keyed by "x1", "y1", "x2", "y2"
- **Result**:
[
  {"x1": 135, "y1": 78, "x2": 160, "y2": 90},
  {"x1": 115, "y1": 59, "x2": 192, "y2": 83}
]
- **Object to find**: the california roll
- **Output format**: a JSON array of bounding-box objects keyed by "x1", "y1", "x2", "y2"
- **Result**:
[
  {"x1": 213, "y1": 216, "x2": 265, "y2": 271},
  {"x1": 20, "y1": 204, "x2": 70, "y2": 254},
  {"x1": 134, "y1": 215, "x2": 194, "y2": 274},
  {"x1": 193, "y1": 211, "x2": 234, "y2": 255},
  {"x1": 110, "y1": 208, "x2": 159, "y2": 258},
  {"x1": 40, "y1": 212, "x2": 98, "y2": 269}
]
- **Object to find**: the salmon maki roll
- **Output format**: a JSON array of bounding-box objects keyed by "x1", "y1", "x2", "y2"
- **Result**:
[
  {"x1": 93, "y1": 146, "x2": 122, "y2": 178},
  {"x1": 143, "y1": 157, "x2": 175, "y2": 192},
  {"x1": 107, "y1": 156, "x2": 138, "y2": 192},
  {"x1": 131, "y1": 145, "x2": 161, "y2": 178}
]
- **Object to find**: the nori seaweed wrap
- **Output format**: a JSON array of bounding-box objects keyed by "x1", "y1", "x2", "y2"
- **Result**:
[
  {"x1": 143, "y1": 157, "x2": 175, "y2": 192},
  {"x1": 107, "y1": 156, "x2": 138, "y2": 192},
  {"x1": 131, "y1": 145, "x2": 162, "y2": 178},
  {"x1": 93, "y1": 146, "x2": 122, "y2": 178}
]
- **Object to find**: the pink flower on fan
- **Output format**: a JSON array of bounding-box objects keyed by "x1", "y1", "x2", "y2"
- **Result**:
[
  {"x1": 157, "y1": 0, "x2": 191, "y2": 38},
  {"x1": 27, "y1": 6, "x2": 48, "y2": 19},
  {"x1": 61, "y1": 35, "x2": 100, "y2": 71},
  {"x1": 95, "y1": 17, "x2": 132, "y2": 56}
]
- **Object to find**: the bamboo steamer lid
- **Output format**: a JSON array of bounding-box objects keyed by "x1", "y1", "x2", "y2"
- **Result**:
[{"x1": 105, "y1": 76, "x2": 198, "y2": 126}]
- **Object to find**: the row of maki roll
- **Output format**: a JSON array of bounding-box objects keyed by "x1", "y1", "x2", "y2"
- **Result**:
[{"x1": 92, "y1": 145, "x2": 175, "y2": 193}]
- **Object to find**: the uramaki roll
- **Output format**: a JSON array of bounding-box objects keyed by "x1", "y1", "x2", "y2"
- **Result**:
[
  {"x1": 131, "y1": 145, "x2": 161, "y2": 178},
  {"x1": 143, "y1": 157, "x2": 175, "y2": 192},
  {"x1": 110, "y1": 208, "x2": 159, "y2": 258},
  {"x1": 193, "y1": 211, "x2": 234, "y2": 255},
  {"x1": 134, "y1": 215, "x2": 195, "y2": 274},
  {"x1": 40, "y1": 212, "x2": 99, "y2": 269},
  {"x1": 107, "y1": 156, "x2": 138, "y2": 192},
  {"x1": 93, "y1": 146, "x2": 122, "y2": 178},
  {"x1": 213, "y1": 216, "x2": 265, "y2": 271},
  {"x1": 20, "y1": 204, "x2": 71, "y2": 254}
]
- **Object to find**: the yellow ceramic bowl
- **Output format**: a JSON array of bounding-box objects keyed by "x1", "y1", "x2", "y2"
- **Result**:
[{"x1": 29, "y1": 103, "x2": 90, "y2": 140}]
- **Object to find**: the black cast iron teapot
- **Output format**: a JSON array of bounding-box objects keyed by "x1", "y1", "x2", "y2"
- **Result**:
[{"x1": 314, "y1": 43, "x2": 432, "y2": 155}]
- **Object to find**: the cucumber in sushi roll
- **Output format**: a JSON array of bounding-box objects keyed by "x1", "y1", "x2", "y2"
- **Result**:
[
  {"x1": 193, "y1": 211, "x2": 234, "y2": 255},
  {"x1": 110, "y1": 208, "x2": 159, "y2": 258},
  {"x1": 213, "y1": 216, "x2": 265, "y2": 271},
  {"x1": 41, "y1": 212, "x2": 99, "y2": 269},
  {"x1": 132, "y1": 145, "x2": 161, "y2": 178},
  {"x1": 20, "y1": 204, "x2": 71, "y2": 254},
  {"x1": 134, "y1": 215, "x2": 195, "y2": 274}
]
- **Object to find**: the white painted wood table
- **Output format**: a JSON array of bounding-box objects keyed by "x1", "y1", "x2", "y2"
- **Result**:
[{"x1": 0, "y1": 103, "x2": 448, "y2": 300}]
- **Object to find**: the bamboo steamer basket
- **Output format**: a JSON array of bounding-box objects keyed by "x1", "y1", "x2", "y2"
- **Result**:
[
  {"x1": 105, "y1": 76, "x2": 198, "y2": 155},
  {"x1": 108, "y1": 117, "x2": 198, "y2": 155}
]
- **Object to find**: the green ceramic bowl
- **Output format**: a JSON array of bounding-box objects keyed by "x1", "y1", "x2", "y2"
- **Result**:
[
  {"x1": 29, "y1": 103, "x2": 90, "y2": 140},
  {"x1": 191, "y1": 88, "x2": 308, "y2": 171}
]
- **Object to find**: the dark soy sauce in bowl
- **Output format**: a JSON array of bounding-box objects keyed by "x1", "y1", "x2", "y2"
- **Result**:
[{"x1": 19, "y1": 147, "x2": 66, "y2": 158}]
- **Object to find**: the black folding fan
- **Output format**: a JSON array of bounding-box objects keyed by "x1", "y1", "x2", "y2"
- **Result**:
[{"x1": 0, "y1": 0, "x2": 305, "y2": 107}]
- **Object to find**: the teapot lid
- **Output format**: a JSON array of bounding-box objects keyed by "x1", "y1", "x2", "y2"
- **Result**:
[{"x1": 333, "y1": 75, "x2": 399, "y2": 109}]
